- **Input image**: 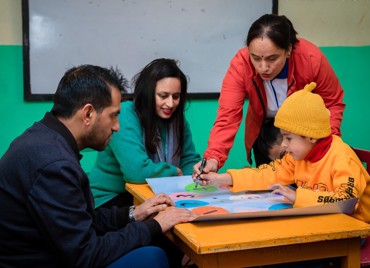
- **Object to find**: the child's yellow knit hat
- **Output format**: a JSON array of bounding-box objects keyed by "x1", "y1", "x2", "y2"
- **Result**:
[{"x1": 274, "y1": 82, "x2": 331, "y2": 139}]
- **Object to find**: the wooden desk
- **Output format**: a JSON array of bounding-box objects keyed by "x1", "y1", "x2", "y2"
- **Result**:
[{"x1": 126, "y1": 183, "x2": 370, "y2": 268}]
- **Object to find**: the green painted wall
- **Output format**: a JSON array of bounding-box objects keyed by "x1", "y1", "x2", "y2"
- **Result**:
[
  {"x1": 1, "y1": 45, "x2": 370, "y2": 174},
  {"x1": 0, "y1": 45, "x2": 51, "y2": 149}
]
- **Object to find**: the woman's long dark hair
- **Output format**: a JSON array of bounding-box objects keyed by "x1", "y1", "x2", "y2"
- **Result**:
[
  {"x1": 132, "y1": 58, "x2": 188, "y2": 155},
  {"x1": 246, "y1": 14, "x2": 299, "y2": 50}
]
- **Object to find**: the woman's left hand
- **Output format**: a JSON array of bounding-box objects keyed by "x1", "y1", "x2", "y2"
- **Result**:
[{"x1": 176, "y1": 167, "x2": 183, "y2": 176}]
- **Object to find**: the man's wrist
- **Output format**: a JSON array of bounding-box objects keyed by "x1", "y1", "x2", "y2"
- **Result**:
[{"x1": 128, "y1": 205, "x2": 136, "y2": 222}]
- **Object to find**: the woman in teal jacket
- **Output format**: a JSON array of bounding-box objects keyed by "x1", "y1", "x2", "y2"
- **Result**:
[{"x1": 89, "y1": 58, "x2": 200, "y2": 208}]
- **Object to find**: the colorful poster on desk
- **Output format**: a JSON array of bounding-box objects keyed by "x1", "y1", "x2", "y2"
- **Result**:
[{"x1": 146, "y1": 175, "x2": 357, "y2": 221}]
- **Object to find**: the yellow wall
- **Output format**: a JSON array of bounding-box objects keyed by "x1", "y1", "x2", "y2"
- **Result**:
[
  {"x1": 279, "y1": 0, "x2": 370, "y2": 47},
  {"x1": 0, "y1": 0, "x2": 22, "y2": 45}
]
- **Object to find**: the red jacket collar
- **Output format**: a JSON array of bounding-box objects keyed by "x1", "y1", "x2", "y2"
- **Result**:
[{"x1": 304, "y1": 135, "x2": 333, "y2": 163}]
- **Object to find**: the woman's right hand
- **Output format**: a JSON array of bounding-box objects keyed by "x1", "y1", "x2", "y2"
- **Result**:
[{"x1": 192, "y1": 158, "x2": 218, "y2": 180}]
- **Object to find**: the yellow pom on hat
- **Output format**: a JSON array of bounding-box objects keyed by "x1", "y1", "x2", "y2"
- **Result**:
[{"x1": 274, "y1": 82, "x2": 331, "y2": 139}]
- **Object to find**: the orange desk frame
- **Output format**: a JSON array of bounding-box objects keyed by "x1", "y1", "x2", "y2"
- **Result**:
[{"x1": 126, "y1": 183, "x2": 370, "y2": 268}]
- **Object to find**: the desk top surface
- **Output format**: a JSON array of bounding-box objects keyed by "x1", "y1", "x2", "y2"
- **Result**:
[{"x1": 126, "y1": 183, "x2": 370, "y2": 254}]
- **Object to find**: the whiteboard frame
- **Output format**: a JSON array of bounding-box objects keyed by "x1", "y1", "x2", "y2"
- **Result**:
[{"x1": 22, "y1": 0, "x2": 277, "y2": 101}]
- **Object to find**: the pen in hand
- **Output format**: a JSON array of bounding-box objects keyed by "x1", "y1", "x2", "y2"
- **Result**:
[{"x1": 195, "y1": 158, "x2": 207, "y2": 189}]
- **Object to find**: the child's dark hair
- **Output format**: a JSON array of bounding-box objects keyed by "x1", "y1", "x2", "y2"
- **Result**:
[{"x1": 256, "y1": 118, "x2": 284, "y2": 165}]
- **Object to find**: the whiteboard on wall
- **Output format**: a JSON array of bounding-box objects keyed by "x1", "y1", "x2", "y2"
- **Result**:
[{"x1": 22, "y1": 0, "x2": 276, "y2": 100}]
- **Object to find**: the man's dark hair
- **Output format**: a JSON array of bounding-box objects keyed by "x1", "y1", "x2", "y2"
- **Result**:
[{"x1": 51, "y1": 64, "x2": 128, "y2": 118}]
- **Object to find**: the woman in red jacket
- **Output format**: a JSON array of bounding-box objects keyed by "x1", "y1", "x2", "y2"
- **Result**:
[{"x1": 193, "y1": 14, "x2": 345, "y2": 175}]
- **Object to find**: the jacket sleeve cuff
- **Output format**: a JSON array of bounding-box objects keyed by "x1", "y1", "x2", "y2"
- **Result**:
[
  {"x1": 203, "y1": 153, "x2": 223, "y2": 169},
  {"x1": 115, "y1": 208, "x2": 163, "y2": 240},
  {"x1": 143, "y1": 219, "x2": 162, "y2": 239},
  {"x1": 116, "y1": 206, "x2": 130, "y2": 227}
]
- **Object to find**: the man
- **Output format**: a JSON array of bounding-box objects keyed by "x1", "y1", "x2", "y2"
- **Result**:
[{"x1": 0, "y1": 65, "x2": 195, "y2": 267}]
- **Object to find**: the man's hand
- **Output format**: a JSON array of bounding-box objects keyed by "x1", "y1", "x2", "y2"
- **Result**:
[
  {"x1": 153, "y1": 207, "x2": 197, "y2": 233},
  {"x1": 134, "y1": 193, "x2": 175, "y2": 221}
]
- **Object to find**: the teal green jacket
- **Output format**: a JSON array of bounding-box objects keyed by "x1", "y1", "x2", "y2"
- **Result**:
[{"x1": 89, "y1": 101, "x2": 200, "y2": 207}]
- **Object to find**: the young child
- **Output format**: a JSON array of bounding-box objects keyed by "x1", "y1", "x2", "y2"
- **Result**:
[
  {"x1": 254, "y1": 118, "x2": 286, "y2": 166},
  {"x1": 195, "y1": 82, "x2": 370, "y2": 223}
]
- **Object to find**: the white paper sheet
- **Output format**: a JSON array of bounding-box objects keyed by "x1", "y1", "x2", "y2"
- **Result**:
[{"x1": 146, "y1": 175, "x2": 357, "y2": 222}]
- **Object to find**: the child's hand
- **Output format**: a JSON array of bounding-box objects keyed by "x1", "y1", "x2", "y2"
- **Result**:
[
  {"x1": 196, "y1": 172, "x2": 233, "y2": 186},
  {"x1": 268, "y1": 183, "x2": 296, "y2": 203},
  {"x1": 192, "y1": 158, "x2": 218, "y2": 179}
]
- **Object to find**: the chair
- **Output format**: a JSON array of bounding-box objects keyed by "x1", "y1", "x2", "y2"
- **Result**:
[
  {"x1": 354, "y1": 148, "x2": 370, "y2": 174},
  {"x1": 353, "y1": 148, "x2": 370, "y2": 267},
  {"x1": 362, "y1": 238, "x2": 370, "y2": 267}
]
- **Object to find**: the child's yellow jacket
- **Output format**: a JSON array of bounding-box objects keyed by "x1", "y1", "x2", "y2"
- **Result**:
[{"x1": 227, "y1": 135, "x2": 370, "y2": 223}]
